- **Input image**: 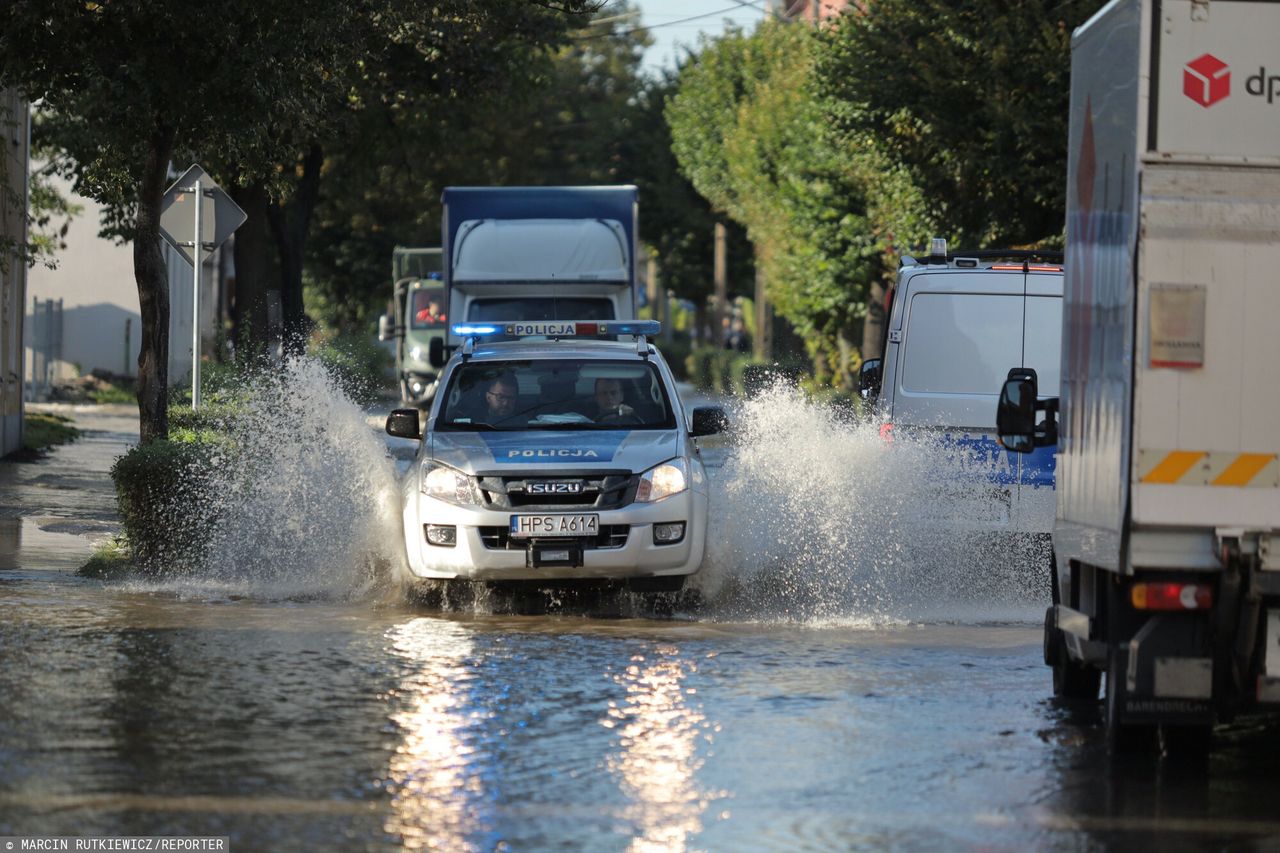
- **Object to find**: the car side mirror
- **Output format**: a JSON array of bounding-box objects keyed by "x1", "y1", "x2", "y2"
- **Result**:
[
  {"x1": 997, "y1": 367, "x2": 1059, "y2": 453},
  {"x1": 691, "y1": 405, "x2": 729, "y2": 437},
  {"x1": 377, "y1": 314, "x2": 395, "y2": 342},
  {"x1": 428, "y1": 336, "x2": 446, "y2": 368},
  {"x1": 385, "y1": 408, "x2": 421, "y2": 440},
  {"x1": 859, "y1": 358, "x2": 882, "y2": 401}
]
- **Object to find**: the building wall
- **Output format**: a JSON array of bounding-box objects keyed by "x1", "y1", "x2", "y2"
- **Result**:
[
  {"x1": 25, "y1": 172, "x2": 220, "y2": 391},
  {"x1": 0, "y1": 93, "x2": 29, "y2": 456}
]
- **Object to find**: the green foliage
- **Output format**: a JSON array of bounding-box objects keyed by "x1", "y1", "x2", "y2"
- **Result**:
[
  {"x1": 308, "y1": 332, "x2": 393, "y2": 405},
  {"x1": 89, "y1": 377, "x2": 136, "y2": 405},
  {"x1": 685, "y1": 346, "x2": 767, "y2": 397},
  {"x1": 818, "y1": 0, "x2": 1104, "y2": 247},
  {"x1": 77, "y1": 536, "x2": 134, "y2": 580},
  {"x1": 305, "y1": 1, "x2": 646, "y2": 332},
  {"x1": 22, "y1": 413, "x2": 80, "y2": 452},
  {"x1": 653, "y1": 336, "x2": 692, "y2": 382},
  {"x1": 667, "y1": 22, "x2": 879, "y2": 388},
  {"x1": 110, "y1": 436, "x2": 220, "y2": 571}
]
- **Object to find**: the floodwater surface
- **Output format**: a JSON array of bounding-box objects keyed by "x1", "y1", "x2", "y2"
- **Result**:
[{"x1": 3, "y1": 392, "x2": 1280, "y2": 851}]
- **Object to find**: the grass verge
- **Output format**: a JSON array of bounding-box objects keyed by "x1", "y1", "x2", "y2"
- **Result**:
[{"x1": 78, "y1": 536, "x2": 136, "y2": 579}]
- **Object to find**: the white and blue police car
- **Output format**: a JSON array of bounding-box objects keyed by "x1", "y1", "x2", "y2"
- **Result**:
[{"x1": 385, "y1": 320, "x2": 727, "y2": 594}]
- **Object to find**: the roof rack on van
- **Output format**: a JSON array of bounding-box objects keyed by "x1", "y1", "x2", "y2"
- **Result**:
[{"x1": 900, "y1": 248, "x2": 1064, "y2": 268}]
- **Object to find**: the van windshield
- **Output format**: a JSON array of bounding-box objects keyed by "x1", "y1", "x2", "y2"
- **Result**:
[{"x1": 438, "y1": 360, "x2": 675, "y2": 431}]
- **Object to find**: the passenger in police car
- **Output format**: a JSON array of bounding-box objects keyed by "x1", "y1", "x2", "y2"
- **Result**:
[{"x1": 481, "y1": 372, "x2": 519, "y2": 421}]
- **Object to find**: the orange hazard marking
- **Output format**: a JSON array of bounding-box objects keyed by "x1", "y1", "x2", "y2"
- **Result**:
[
  {"x1": 1211, "y1": 454, "x2": 1276, "y2": 487},
  {"x1": 1141, "y1": 451, "x2": 1206, "y2": 484}
]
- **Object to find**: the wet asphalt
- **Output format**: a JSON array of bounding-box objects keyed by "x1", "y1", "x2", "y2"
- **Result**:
[{"x1": 2, "y1": 403, "x2": 1280, "y2": 851}]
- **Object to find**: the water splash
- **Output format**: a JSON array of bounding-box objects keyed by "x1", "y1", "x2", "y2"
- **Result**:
[
  {"x1": 692, "y1": 383, "x2": 1049, "y2": 625},
  {"x1": 130, "y1": 358, "x2": 406, "y2": 601}
]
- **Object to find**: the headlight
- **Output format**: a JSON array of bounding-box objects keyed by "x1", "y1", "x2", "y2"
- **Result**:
[
  {"x1": 635, "y1": 458, "x2": 688, "y2": 503},
  {"x1": 409, "y1": 346, "x2": 423, "y2": 360},
  {"x1": 421, "y1": 463, "x2": 474, "y2": 504}
]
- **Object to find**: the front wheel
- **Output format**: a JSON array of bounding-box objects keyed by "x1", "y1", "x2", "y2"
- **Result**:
[{"x1": 628, "y1": 576, "x2": 686, "y2": 594}]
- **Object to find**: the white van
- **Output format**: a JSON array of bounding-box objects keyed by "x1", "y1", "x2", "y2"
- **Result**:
[{"x1": 860, "y1": 243, "x2": 1064, "y2": 534}]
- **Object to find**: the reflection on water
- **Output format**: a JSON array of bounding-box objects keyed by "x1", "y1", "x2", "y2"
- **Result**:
[
  {"x1": 384, "y1": 618, "x2": 486, "y2": 851},
  {"x1": 604, "y1": 645, "x2": 718, "y2": 853}
]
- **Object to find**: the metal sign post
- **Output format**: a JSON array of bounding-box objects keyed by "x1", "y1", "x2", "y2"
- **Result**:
[
  {"x1": 192, "y1": 178, "x2": 203, "y2": 408},
  {"x1": 159, "y1": 165, "x2": 247, "y2": 410}
]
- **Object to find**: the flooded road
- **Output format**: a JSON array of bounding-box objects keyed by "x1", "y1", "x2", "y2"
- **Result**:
[{"x1": 4, "y1": 401, "x2": 1280, "y2": 850}]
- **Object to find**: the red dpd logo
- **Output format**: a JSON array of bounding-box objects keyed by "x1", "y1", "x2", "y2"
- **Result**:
[{"x1": 1184, "y1": 53, "x2": 1230, "y2": 107}]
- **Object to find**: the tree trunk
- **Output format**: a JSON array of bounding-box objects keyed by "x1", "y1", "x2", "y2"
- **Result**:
[
  {"x1": 134, "y1": 125, "x2": 175, "y2": 444},
  {"x1": 267, "y1": 143, "x2": 323, "y2": 357},
  {"x1": 861, "y1": 277, "x2": 887, "y2": 360},
  {"x1": 230, "y1": 182, "x2": 277, "y2": 363}
]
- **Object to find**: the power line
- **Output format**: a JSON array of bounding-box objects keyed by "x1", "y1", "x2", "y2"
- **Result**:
[{"x1": 577, "y1": 3, "x2": 763, "y2": 40}]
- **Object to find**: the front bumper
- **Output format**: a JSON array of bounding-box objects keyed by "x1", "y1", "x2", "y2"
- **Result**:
[{"x1": 401, "y1": 485, "x2": 708, "y2": 581}]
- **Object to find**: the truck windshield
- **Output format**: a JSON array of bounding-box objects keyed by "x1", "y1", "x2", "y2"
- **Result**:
[
  {"x1": 438, "y1": 360, "x2": 676, "y2": 431},
  {"x1": 409, "y1": 287, "x2": 448, "y2": 330},
  {"x1": 467, "y1": 298, "x2": 614, "y2": 322}
]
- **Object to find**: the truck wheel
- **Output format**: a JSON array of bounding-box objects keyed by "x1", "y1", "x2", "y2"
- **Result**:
[
  {"x1": 1046, "y1": 607, "x2": 1101, "y2": 700},
  {"x1": 628, "y1": 576, "x2": 686, "y2": 594},
  {"x1": 1105, "y1": 647, "x2": 1154, "y2": 754},
  {"x1": 1159, "y1": 724, "x2": 1212, "y2": 760}
]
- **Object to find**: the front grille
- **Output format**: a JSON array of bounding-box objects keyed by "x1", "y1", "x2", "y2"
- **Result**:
[
  {"x1": 476, "y1": 472, "x2": 639, "y2": 510},
  {"x1": 479, "y1": 525, "x2": 630, "y2": 551}
]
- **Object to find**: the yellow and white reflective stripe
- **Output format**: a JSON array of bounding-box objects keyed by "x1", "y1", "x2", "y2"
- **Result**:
[{"x1": 1137, "y1": 450, "x2": 1280, "y2": 487}]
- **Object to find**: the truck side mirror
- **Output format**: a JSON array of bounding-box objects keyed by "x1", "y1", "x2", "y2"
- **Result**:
[
  {"x1": 377, "y1": 314, "x2": 395, "y2": 342},
  {"x1": 997, "y1": 367, "x2": 1060, "y2": 453},
  {"x1": 690, "y1": 405, "x2": 729, "y2": 437},
  {"x1": 997, "y1": 371, "x2": 1037, "y2": 454},
  {"x1": 859, "y1": 358, "x2": 882, "y2": 400},
  {"x1": 385, "y1": 408, "x2": 421, "y2": 440},
  {"x1": 428, "y1": 337, "x2": 445, "y2": 368}
]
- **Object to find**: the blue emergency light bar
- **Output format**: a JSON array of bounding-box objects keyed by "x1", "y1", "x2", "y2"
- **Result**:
[{"x1": 450, "y1": 320, "x2": 661, "y2": 338}]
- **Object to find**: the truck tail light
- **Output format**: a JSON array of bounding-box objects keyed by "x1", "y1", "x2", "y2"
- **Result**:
[
  {"x1": 879, "y1": 422, "x2": 894, "y2": 445},
  {"x1": 1130, "y1": 582, "x2": 1213, "y2": 611}
]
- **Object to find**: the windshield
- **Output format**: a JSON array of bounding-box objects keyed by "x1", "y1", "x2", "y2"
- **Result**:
[
  {"x1": 409, "y1": 286, "x2": 447, "y2": 330},
  {"x1": 467, "y1": 297, "x2": 614, "y2": 322},
  {"x1": 437, "y1": 359, "x2": 676, "y2": 431}
]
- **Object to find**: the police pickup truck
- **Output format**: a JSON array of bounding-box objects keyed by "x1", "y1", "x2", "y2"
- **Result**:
[{"x1": 385, "y1": 320, "x2": 727, "y2": 594}]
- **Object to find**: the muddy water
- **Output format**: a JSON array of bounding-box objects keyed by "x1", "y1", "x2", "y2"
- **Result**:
[{"x1": 3, "y1": 403, "x2": 1280, "y2": 850}]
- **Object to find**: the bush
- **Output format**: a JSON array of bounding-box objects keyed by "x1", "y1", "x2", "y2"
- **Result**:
[
  {"x1": 111, "y1": 436, "x2": 223, "y2": 572},
  {"x1": 685, "y1": 347, "x2": 778, "y2": 397},
  {"x1": 654, "y1": 336, "x2": 692, "y2": 382},
  {"x1": 310, "y1": 332, "x2": 393, "y2": 404}
]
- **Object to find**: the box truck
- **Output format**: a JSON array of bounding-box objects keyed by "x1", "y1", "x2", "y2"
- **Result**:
[
  {"x1": 999, "y1": 0, "x2": 1280, "y2": 751},
  {"x1": 433, "y1": 186, "x2": 639, "y2": 360}
]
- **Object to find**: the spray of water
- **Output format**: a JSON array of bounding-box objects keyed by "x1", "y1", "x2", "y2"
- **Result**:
[
  {"x1": 128, "y1": 358, "x2": 406, "y2": 601},
  {"x1": 692, "y1": 383, "x2": 1049, "y2": 625}
]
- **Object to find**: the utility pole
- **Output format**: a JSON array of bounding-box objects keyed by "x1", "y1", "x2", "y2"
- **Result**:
[
  {"x1": 713, "y1": 222, "x2": 727, "y2": 349},
  {"x1": 754, "y1": 261, "x2": 772, "y2": 360}
]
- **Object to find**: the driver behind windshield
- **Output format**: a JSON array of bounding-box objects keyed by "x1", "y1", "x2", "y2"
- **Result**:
[{"x1": 592, "y1": 377, "x2": 634, "y2": 422}]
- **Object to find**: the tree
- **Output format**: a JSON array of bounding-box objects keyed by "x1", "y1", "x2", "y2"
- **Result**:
[
  {"x1": 304, "y1": 1, "x2": 655, "y2": 333},
  {"x1": 667, "y1": 22, "x2": 880, "y2": 385},
  {"x1": 818, "y1": 0, "x2": 1104, "y2": 247},
  {"x1": 1, "y1": 0, "x2": 595, "y2": 440},
  {"x1": 1, "y1": 0, "x2": 373, "y2": 441}
]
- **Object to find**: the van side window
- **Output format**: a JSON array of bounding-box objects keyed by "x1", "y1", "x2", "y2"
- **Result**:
[{"x1": 902, "y1": 293, "x2": 1022, "y2": 395}]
